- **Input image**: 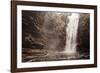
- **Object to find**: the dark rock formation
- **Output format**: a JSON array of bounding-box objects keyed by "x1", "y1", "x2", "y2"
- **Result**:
[{"x1": 77, "y1": 13, "x2": 90, "y2": 56}]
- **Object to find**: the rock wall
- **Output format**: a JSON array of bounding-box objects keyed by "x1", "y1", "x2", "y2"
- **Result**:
[{"x1": 77, "y1": 13, "x2": 90, "y2": 56}]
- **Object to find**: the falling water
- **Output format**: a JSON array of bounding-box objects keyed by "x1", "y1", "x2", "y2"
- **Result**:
[{"x1": 64, "y1": 13, "x2": 80, "y2": 54}]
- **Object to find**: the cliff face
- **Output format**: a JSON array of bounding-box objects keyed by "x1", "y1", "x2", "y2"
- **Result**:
[
  {"x1": 22, "y1": 11, "x2": 70, "y2": 51},
  {"x1": 22, "y1": 11, "x2": 46, "y2": 49},
  {"x1": 77, "y1": 13, "x2": 90, "y2": 56}
]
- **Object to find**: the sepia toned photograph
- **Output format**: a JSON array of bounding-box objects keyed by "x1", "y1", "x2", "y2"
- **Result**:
[{"x1": 22, "y1": 11, "x2": 90, "y2": 62}]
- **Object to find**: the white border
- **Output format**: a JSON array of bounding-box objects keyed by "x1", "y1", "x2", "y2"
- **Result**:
[{"x1": 17, "y1": 5, "x2": 94, "y2": 68}]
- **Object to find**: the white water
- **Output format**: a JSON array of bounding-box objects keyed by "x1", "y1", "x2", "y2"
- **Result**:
[{"x1": 64, "y1": 13, "x2": 80, "y2": 54}]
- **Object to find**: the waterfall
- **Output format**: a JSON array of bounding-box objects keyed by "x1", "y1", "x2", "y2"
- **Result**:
[{"x1": 64, "y1": 13, "x2": 80, "y2": 54}]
